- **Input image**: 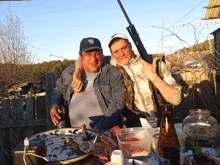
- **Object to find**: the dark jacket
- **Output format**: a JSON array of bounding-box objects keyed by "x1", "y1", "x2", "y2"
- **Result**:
[{"x1": 50, "y1": 57, "x2": 126, "y2": 129}]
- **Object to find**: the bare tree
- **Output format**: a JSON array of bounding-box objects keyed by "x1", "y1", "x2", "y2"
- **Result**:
[
  {"x1": 0, "y1": 10, "x2": 32, "y2": 64},
  {"x1": 0, "y1": 10, "x2": 34, "y2": 97}
]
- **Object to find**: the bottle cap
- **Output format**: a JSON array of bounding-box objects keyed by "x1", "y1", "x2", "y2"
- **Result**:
[{"x1": 58, "y1": 108, "x2": 63, "y2": 113}]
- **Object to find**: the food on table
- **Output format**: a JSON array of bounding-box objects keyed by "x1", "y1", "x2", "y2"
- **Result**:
[
  {"x1": 92, "y1": 133, "x2": 117, "y2": 164},
  {"x1": 182, "y1": 152, "x2": 217, "y2": 165},
  {"x1": 121, "y1": 137, "x2": 139, "y2": 142},
  {"x1": 182, "y1": 156, "x2": 191, "y2": 165},
  {"x1": 64, "y1": 137, "x2": 82, "y2": 156},
  {"x1": 110, "y1": 125, "x2": 121, "y2": 137},
  {"x1": 98, "y1": 156, "x2": 109, "y2": 162},
  {"x1": 131, "y1": 148, "x2": 150, "y2": 157},
  {"x1": 121, "y1": 137, "x2": 150, "y2": 157},
  {"x1": 120, "y1": 137, "x2": 149, "y2": 157},
  {"x1": 116, "y1": 127, "x2": 151, "y2": 158},
  {"x1": 81, "y1": 124, "x2": 89, "y2": 141}
]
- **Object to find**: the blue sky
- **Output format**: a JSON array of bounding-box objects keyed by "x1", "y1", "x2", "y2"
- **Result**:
[{"x1": 0, "y1": 0, "x2": 218, "y2": 63}]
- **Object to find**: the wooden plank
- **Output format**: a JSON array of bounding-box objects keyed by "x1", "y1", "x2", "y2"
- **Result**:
[
  {"x1": 0, "y1": 99, "x2": 11, "y2": 165},
  {"x1": 0, "y1": 119, "x2": 47, "y2": 128},
  {"x1": 1, "y1": 99, "x2": 10, "y2": 122},
  {"x1": 36, "y1": 96, "x2": 46, "y2": 119},
  {"x1": 10, "y1": 98, "x2": 24, "y2": 150},
  {"x1": 11, "y1": 98, "x2": 23, "y2": 120},
  {"x1": 25, "y1": 97, "x2": 35, "y2": 119},
  {"x1": 45, "y1": 74, "x2": 56, "y2": 130},
  {"x1": 24, "y1": 97, "x2": 35, "y2": 138},
  {"x1": 35, "y1": 96, "x2": 47, "y2": 134}
]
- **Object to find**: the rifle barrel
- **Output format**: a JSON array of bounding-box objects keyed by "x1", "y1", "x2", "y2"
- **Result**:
[{"x1": 117, "y1": 0, "x2": 132, "y2": 25}]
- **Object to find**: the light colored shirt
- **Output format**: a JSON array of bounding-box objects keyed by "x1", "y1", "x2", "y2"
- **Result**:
[
  {"x1": 110, "y1": 50, "x2": 182, "y2": 116},
  {"x1": 68, "y1": 70, "x2": 102, "y2": 128}
]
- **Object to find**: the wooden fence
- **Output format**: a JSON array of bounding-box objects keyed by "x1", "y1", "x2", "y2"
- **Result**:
[{"x1": 0, "y1": 74, "x2": 56, "y2": 165}]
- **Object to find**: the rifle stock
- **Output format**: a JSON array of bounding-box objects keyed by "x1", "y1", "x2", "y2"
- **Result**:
[{"x1": 117, "y1": 0, "x2": 152, "y2": 63}]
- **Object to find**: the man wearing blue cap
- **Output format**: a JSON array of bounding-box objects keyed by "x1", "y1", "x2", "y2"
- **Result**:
[{"x1": 50, "y1": 37, "x2": 126, "y2": 130}]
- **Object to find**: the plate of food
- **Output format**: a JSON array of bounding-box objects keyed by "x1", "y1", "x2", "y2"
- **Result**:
[
  {"x1": 29, "y1": 125, "x2": 97, "y2": 164},
  {"x1": 104, "y1": 158, "x2": 148, "y2": 165}
]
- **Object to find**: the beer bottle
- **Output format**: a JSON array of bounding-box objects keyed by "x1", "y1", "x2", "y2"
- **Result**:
[
  {"x1": 57, "y1": 102, "x2": 65, "y2": 128},
  {"x1": 157, "y1": 104, "x2": 180, "y2": 165}
]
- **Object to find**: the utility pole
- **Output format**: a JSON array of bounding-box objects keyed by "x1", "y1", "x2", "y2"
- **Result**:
[{"x1": 164, "y1": 46, "x2": 177, "y2": 54}]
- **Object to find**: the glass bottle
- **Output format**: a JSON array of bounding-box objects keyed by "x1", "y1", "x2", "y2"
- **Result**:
[
  {"x1": 57, "y1": 102, "x2": 65, "y2": 129},
  {"x1": 182, "y1": 109, "x2": 219, "y2": 151},
  {"x1": 158, "y1": 104, "x2": 180, "y2": 165}
]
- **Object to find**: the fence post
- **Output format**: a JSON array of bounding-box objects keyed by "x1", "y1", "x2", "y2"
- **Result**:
[
  {"x1": 10, "y1": 98, "x2": 24, "y2": 150},
  {"x1": 24, "y1": 97, "x2": 35, "y2": 138},
  {"x1": 45, "y1": 74, "x2": 56, "y2": 130},
  {"x1": 0, "y1": 99, "x2": 12, "y2": 165}
]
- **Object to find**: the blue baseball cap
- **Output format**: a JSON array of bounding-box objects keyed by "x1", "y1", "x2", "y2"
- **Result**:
[{"x1": 80, "y1": 37, "x2": 102, "y2": 52}]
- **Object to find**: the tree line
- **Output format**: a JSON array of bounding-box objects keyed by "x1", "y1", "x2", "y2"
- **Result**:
[{"x1": 0, "y1": 59, "x2": 75, "y2": 98}]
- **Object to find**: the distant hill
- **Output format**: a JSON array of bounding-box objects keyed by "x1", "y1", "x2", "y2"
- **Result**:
[{"x1": 165, "y1": 39, "x2": 214, "y2": 64}]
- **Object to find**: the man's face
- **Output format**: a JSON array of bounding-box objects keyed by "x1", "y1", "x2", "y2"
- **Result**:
[
  {"x1": 81, "y1": 50, "x2": 103, "y2": 73},
  {"x1": 110, "y1": 39, "x2": 133, "y2": 66}
]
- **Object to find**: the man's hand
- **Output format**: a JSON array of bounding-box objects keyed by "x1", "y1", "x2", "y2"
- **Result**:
[
  {"x1": 141, "y1": 58, "x2": 159, "y2": 82},
  {"x1": 71, "y1": 69, "x2": 83, "y2": 93},
  {"x1": 142, "y1": 58, "x2": 177, "y2": 103},
  {"x1": 50, "y1": 104, "x2": 66, "y2": 126}
]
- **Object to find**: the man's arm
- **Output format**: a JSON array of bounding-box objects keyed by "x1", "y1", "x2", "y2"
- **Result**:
[
  {"x1": 141, "y1": 58, "x2": 181, "y2": 105},
  {"x1": 50, "y1": 67, "x2": 69, "y2": 126},
  {"x1": 72, "y1": 55, "x2": 83, "y2": 93},
  {"x1": 72, "y1": 55, "x2": 112, "y2": 92}
]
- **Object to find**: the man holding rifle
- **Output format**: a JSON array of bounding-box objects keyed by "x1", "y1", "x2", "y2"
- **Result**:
[
  {"x1": 72, "y1": 33, "x2": 181, "y2": 127},
  {"x1": 73, "y1": 0, "x2": 182, "y2": 127},
  {"x1": 108, "y1": 33, "x2": 181, "y2": 126}
]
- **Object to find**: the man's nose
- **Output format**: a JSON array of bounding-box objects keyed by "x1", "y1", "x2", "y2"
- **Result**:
[
  {"x1": 118, "y1": 49, "x2": 124, "y2": 57},
  {"x1": 90, "y1": 53, "x2": 97, "y2": 61}
]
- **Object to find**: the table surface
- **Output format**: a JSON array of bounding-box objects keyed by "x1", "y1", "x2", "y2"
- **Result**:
[{"x1": 30, "y1": 123, "x2": 220, "y2": 165}]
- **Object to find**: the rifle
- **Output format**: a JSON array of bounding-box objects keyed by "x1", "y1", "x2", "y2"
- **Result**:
[{"x1": 117, "y1": 0, "x2": 152, "y2": 63}]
